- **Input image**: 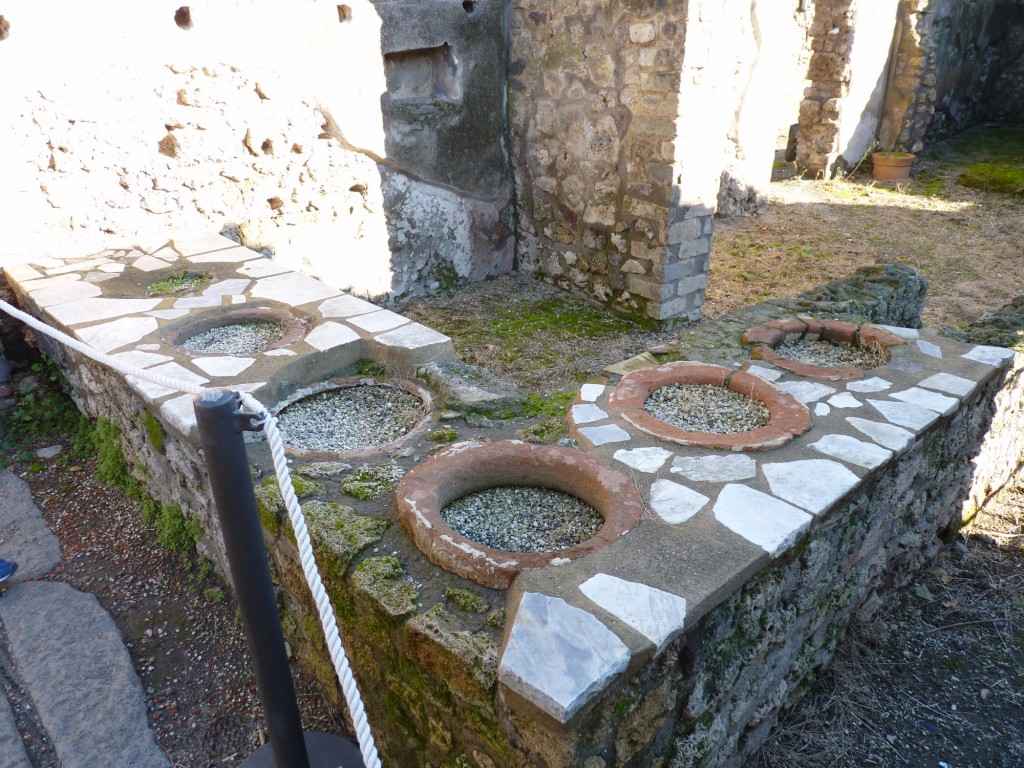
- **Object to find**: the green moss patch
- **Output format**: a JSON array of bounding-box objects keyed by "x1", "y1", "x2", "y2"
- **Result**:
[
  {"x1": 147, "y1": 270, "x2": 212, "y2": 296},
  {"x1": 352, "y1": 556, "x2": 419, "y2": 618},
  {"x1": 957, "y1": 163, "x2": 1024, "y2": 196},
  {"x1": 428, "y1": 426, "x2": 459, "y2": 443},
  {"x1": 444, "y1": 586, "x2": 488, "y2": 614},
  {"x1": 339, "y1": 463, "x2": 405, "y2": 501},
  {"x1": 305, "y1": 501, "x2": 389, "y2": 570}
]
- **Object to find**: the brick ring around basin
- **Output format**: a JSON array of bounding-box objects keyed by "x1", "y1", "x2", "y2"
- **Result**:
[
  {"x1": 741, "y1": 316, "x2": 905, "y2": 381},
  {"x1": 607, "y1": 362, "x2": 811, "y2": 451},
  {"x1": 396, "y1": 441, "x2": 644, "y2": 589},
  {"x1": 163, "y1": 304, "x2": 307, "y2": 355}
]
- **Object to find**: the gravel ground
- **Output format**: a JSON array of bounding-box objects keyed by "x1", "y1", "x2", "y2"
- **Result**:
[
  {"x1": 442, "y1": 486, "x2": 603, "y2": 553},
  {"x1": 644, "y1": 384, "x2": 770, "y2": 434},
  {"x1": 277, "y1": 384, "x2": 423, "y2": 453},
  {"x1": 752, "y1": 484, "x2": 1024, "y2": 768},
  {"x1": 180, "y1": 322, "x2": 284, "y2": 355},
  {"x1": 776, "y1": 338, "x2": 882, "y2": 369},
  {"x1": 1, "y1": 443, "x2": 347, "y2": 768}
]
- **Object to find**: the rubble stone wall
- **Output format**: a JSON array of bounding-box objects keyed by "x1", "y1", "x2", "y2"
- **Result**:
[
  {"x1": 0, "y1": 0, "x2": 511, "y2": 304},
  {"x1": 884, "y1": 0, "x2": 1024, "y2": 151}
]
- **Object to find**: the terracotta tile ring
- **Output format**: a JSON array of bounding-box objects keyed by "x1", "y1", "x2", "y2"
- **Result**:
[
  {"x1": 741, "y1": 316, "x2": 905, "y2": 381},
  {"x1": 608, "y1": 363, "x2": 811, "y2": 451},
  {"x1": 396, "y1": 441, "x2": 643, "y2": 589}
]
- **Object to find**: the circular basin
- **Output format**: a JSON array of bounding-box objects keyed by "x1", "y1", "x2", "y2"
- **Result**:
[
  {"x1": 742, "y1": 317, "x2": 904, "y2": 381},
  {"x1": 607, "y1": 362, "x2": 810, "y2": 451},
  {"x1": 167, "y1": 306, "x2": 305, "y2": 356},
  {"x1": 397, "y1": 441, "x2": 643, "y2": 589},
  {"x1": 274, "y1": 377, "x2": 432, "y2": 459}
]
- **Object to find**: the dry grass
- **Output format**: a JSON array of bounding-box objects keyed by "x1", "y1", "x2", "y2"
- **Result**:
[{"x1": 708, "y1": 128, "x2": 1024, "y2": 331}]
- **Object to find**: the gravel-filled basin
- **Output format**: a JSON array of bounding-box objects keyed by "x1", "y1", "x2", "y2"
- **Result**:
[
  {"x1": 606, "y1": 362, "x2": 810, "y2": 451},
  {"x1": 442, "y1": 486, "x2": 603, "y2": 553},
  {"x1": 276, "y1": 378, "x2": 432, "y2": 458},
  {"x1": 741, "y1": 317, "x2": 903, "y2": 381},
  {"x1": 181, "y1": 321, "x2": 284, "y2": 355},
  {"x1": 397, "y1": 441, "x2": 643, "y2": 588},
  {"x1": 166, "y1": 305, "x2": 305, "y2": 356},
  {"x1": 644, "y1": 383, "x2": 770, "y2": 434}
]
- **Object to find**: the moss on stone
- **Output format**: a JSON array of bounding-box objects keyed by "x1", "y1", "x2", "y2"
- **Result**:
[
  {"x1": 355, "y1": 358, "x2": 388, "y2": 377},
  {"x1": 405, "y1": 604, "x2": 499, "y2": 692},
  {"x1": 444, "y1": 586, "x2": 488, "y2": 614},
  {"x1": 145, "y1": 411, "x2": 165, "y2": 454},
  {"x1": 305, "y1": 501, "x2": 388, "y2": 571},
  {"x1": 289, "y1": 474, "x2": 323, "y2": 499},
  {"x1": 484, "y1": 608, "x2": 506, "y2": 629},
  {"x1": 428, "y1": 426, "x2": 459, "y2": 443},
  {"x1": 339, "y1": 463, "x2": 404, "y2": 501},
  {"x1": 352, "y1": 556, "x2": 419, "y2": 618},
  {"x1": 253, "y1": 482, "x2": 285, "y2": 537}
]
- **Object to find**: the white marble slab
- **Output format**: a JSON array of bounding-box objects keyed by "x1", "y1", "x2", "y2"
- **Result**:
[
  {"x1": 97, "y1": 262, "x2": 126, "y2": 274},
  {"x1": 868, "y1": 399, "x2": 938, "y2": 431},
  {"x1": 962, "y1": 345, "x2": 1015, "y2": 367},
  {"x1": 136, "y1": 344, "x2": 161, "y2": 351},
  {"x1": 171, "y1": 232, "x2": 239, "y2": 256},
  {"x1": 186, "y1": 245, "x2": 258, "y2": 264},
  {"x1": 173, "y1": 296, "x2": 223, "y2": 309},
  {"x1": 579, "y1": 383, "x2": 606, "y2": 402},
  {"x1": 612, "y1": 447, "x2": 672, "y2": 474},
  {"x1": 347, "y1": 309, "x2": 410, "y2": 334},
  {"x1": 127, "y1": 362, "x2": 208, "y2": 402},
  {"x1": 775, "y1": 381, "x2": 836, "y2": 404},
  {"x1": 846, "y1": 417, "x2": 914, "y2": 452},
  {"x1": 890, "y1": 387, "x2": 958, "y2": 416},
  {"x1": 203, "y1": 279, "x2": 251, "y2": 297},
  {"x1": 870, "y1": 324, "x2": 919, "y2": 339},
  {"x1": 48, "y1": 297, "x2": 161, "y2": 327},
  {"x1": 578, "y1": 424, "x2": 631, "y2": 446},
  {"x1": 670, "y1": 454, "x2": 756, "y2": 483},
  {"x1": 3, "y1": 263, "x2": 44, "y2": 282},
  {"x1": 318, "y1": 294, "x2": 379, "y2": 318},
  {"x1": 110, "y1": 351, "x2": 173, "y2": 370},
  {"x1": 192, "y1": 357, "x2": 256, "y2": 377},
  {"x1": 826, "y1": 392, "x2": 861, "y2": 409},
  {"x1": 46, "y1": 257, "x2": 110, "y2": 275},
  {"x1": 264, "y1": 349, "x2": 297, "y2": 357},
  {"x1": 29, "y1": 280, "x2": 102, "y2": 308},
  {"x1": 305, "y1": 322, "x2": 361, "y2": 352},
  {"x1": 571, "y1": 404, "x2": 608, "y2": 425},
  {"x1": 916, "y1": 339, "x2": 943, "y2": 359},
  {"x1": 648, "y1": 479, "x2": 709, "y2": 524},
  {"x1": 374, "y1": 323, "x2": 452, "y2": 357},
  {"x1": 746, "y1": 364, "x2": 782, "y2": 382},
  {"x1": 763, "y1": 459, "x2": 859, "y2": 514},
  {"x1": 498, "y1": 592, "x2": 630, "y2": 723},
  {"x1": 579, "y1": 574, "x2": 687, "y2": 652},
  {"x1": 917, "y1": 372, "x2": 976, "y2": 397},
  {"x1": 146, "y1": 309, "x2": 191, "y2": 320},
  {"x1": 74, "y1": 317, "x2": 159, "y2": 353},
  {"x1": 250, "y1": 273, "x2": 340, "y2": 306},
  {"x1": 237, "y1": 258, "x2": 290, "y2": 278},
  {"x1": 131, "y1": 254, "x2": 174, "y2": 272},
  {"x1": 159, "y1": 393, "x2": 199, "y2": 436},
  {"x1": 846, "y1": 376, "x2": 892, "y2": 393},
  {"x1": 814, "y1": 403, "x2": 831, "y2": 417},
  {"x1": 713, "y1": 485, "x2": 811, "y2": 557},
  {"x1": 809, "y1": 434, "x2": 892, "y2": 469}
]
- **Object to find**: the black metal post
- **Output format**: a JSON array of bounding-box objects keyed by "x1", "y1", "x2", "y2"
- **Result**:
[{"x1": 195, "y1": 390, "x2": 311, "y2": 768}]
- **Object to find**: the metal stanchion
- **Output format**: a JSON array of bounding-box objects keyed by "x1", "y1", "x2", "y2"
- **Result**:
[{"x1": 194, "y1": 390, "x2": 364, "y2": 768}]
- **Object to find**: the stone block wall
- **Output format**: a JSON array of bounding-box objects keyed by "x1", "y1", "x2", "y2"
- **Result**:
[{"x1": 0, "y1": 0, "x2": 511, "y2": 304}]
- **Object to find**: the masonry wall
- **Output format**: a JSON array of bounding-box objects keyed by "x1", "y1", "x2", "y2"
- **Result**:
[
  {"x1": 0, "y1": 0, "x2": 511, "y2": 303},
  {"x1": 882, "y1": 0, "x2": 1024, "y2": 151}
]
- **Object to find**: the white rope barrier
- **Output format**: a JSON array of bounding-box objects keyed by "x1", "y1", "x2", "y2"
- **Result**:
[{"x1": 0, "y1": 297, "x2": 382, "y2": 768}]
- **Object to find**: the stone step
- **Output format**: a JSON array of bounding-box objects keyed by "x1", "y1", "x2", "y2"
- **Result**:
[
  {"x1": 0, "y1": 691, "x2": 31, "y2": 768},
  {"x1": 0, "y1": 581, "x2": 168, "y2": 768},
  {"x1": 0, "y1": 470, "x2": 61, "y2": 580}
]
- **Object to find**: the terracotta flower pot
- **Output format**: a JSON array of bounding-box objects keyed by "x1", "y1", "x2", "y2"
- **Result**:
[{"x1": 871, "y1": 151, "x2": 916, "y2": 181}]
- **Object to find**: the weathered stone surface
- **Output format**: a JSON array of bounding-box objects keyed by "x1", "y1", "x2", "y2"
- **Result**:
[
  {"x1": 418, "y1": 359, "x2": 525, "y2": 418},
  {"x1": 713, "y1": 485, "x2": 812, "y2": 557},
  {"x1": 579, "y1": 574, "x2": 687, "y2": 652},
  {"x1": 498, "y1": 592, "x2": 630, "y2": 723},
  {"x1": 762, "y1": 459, "x2": 860, "y2": 515}
]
